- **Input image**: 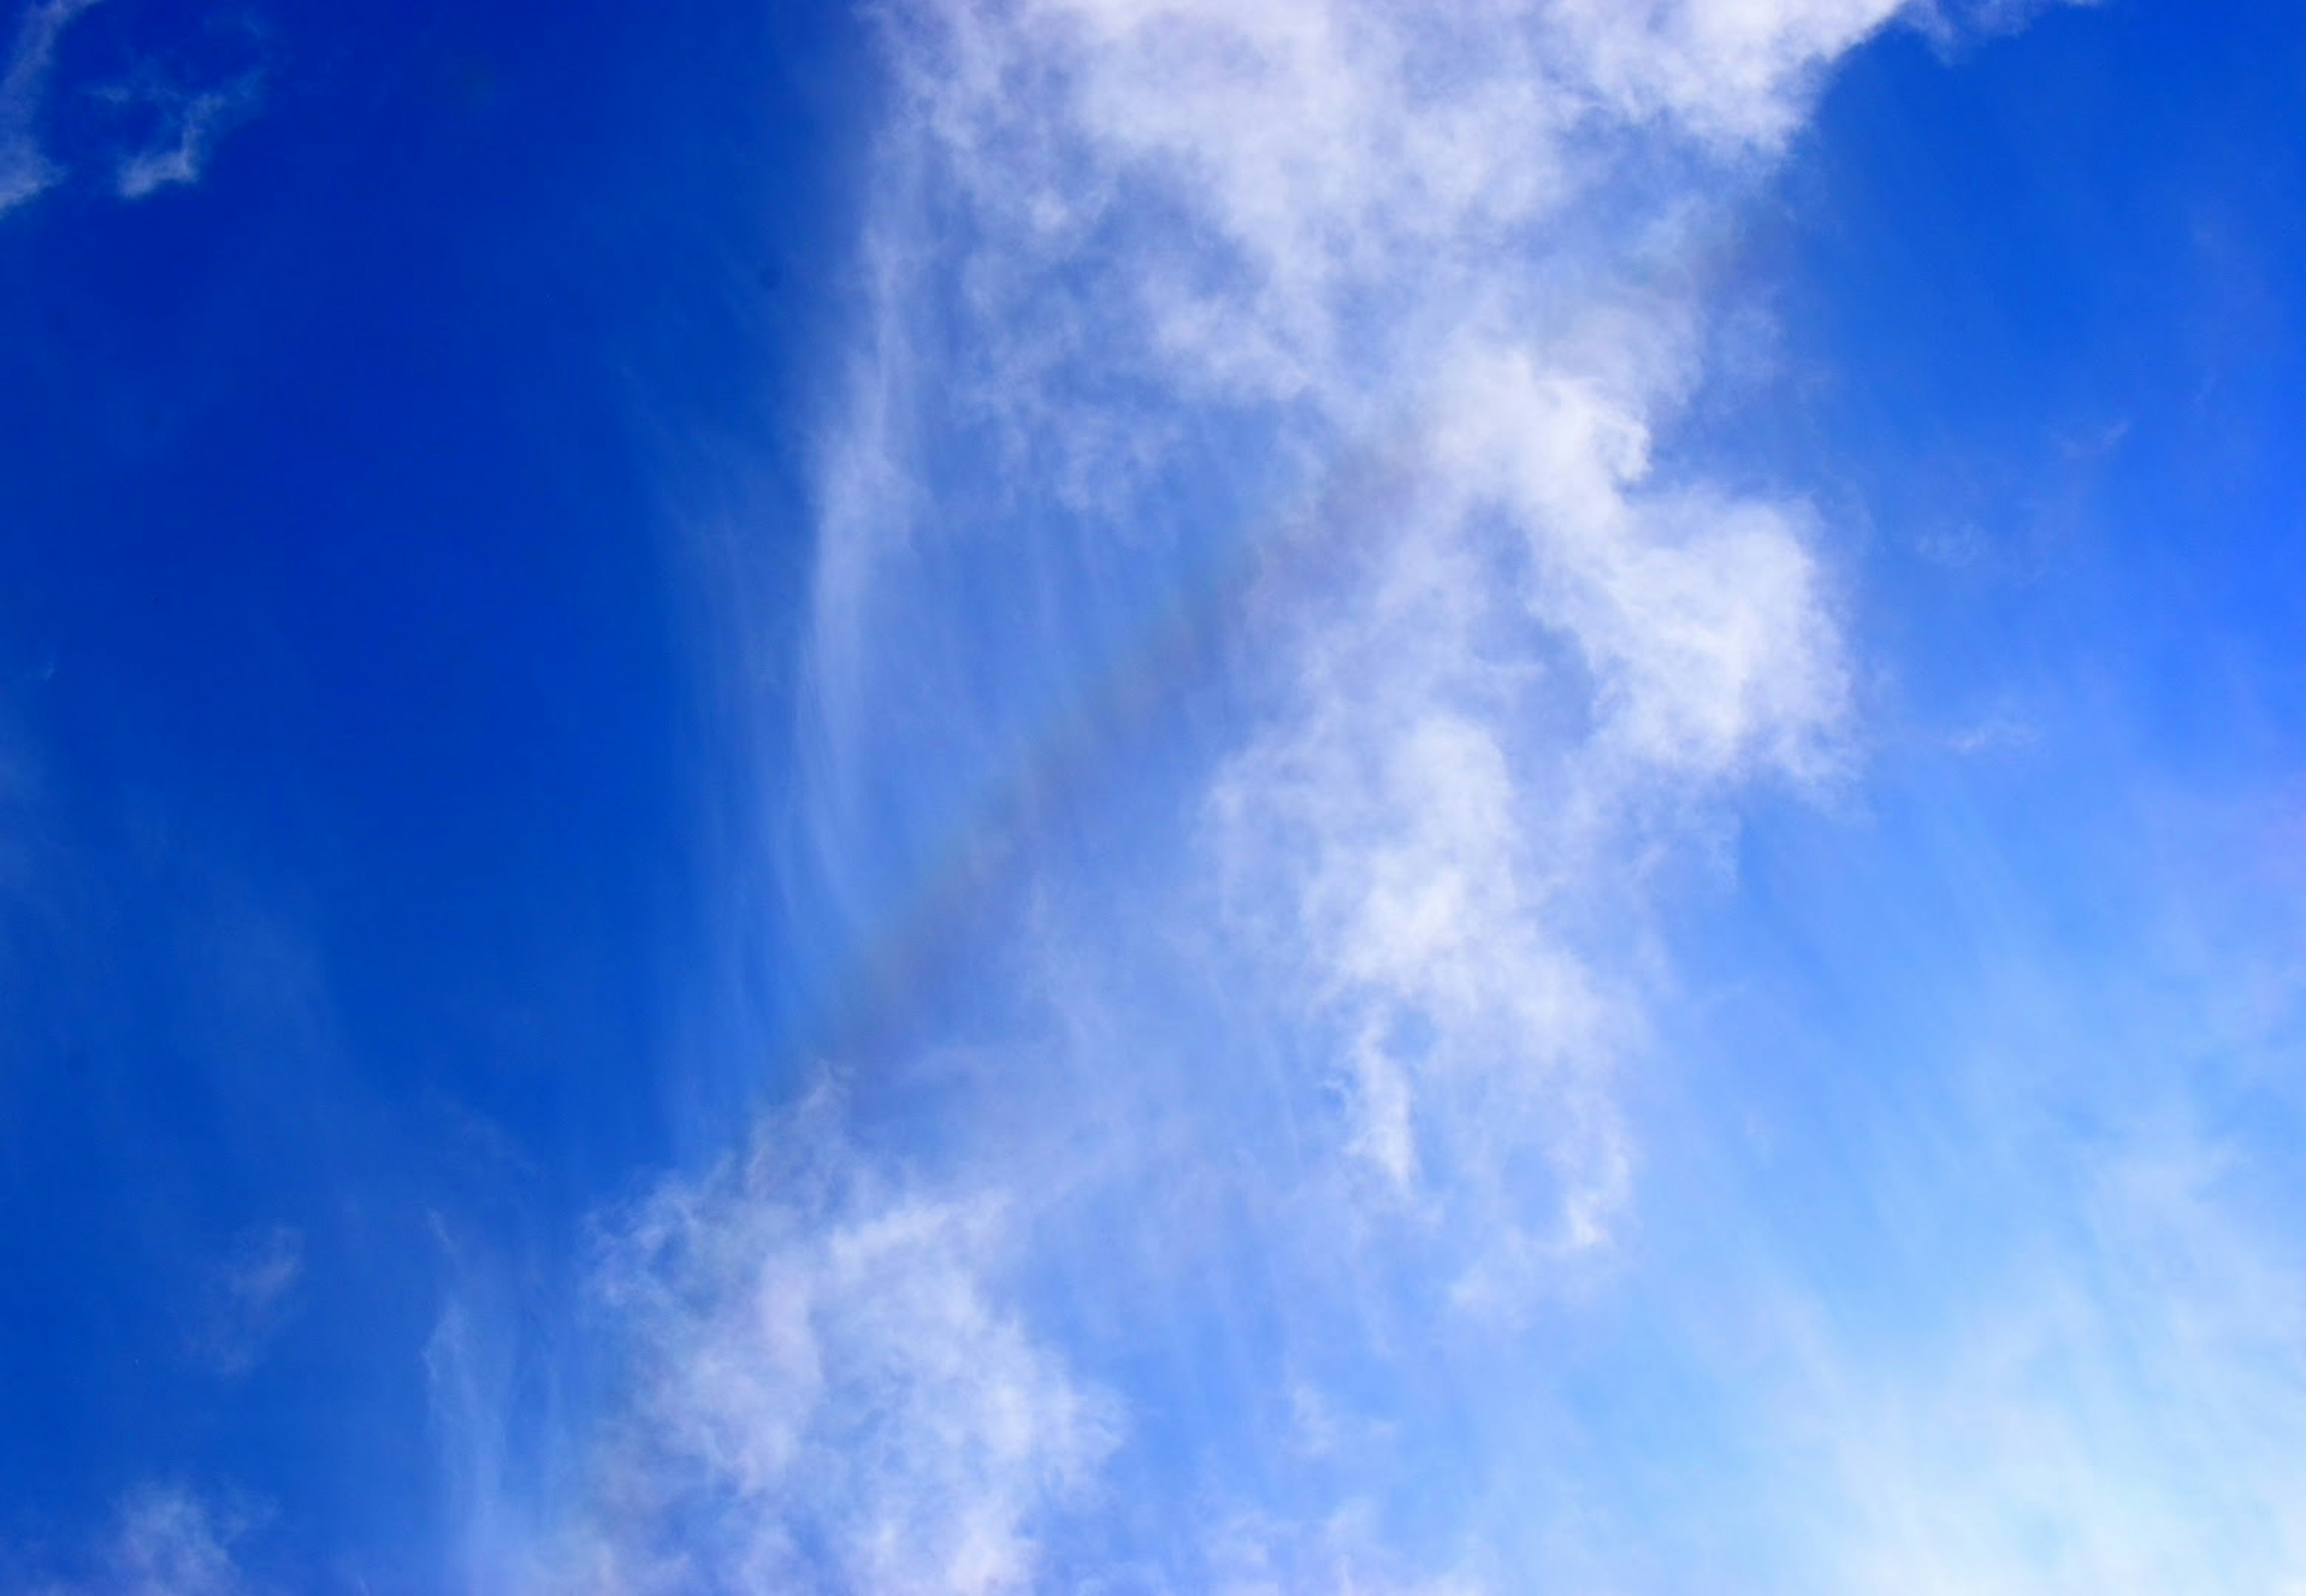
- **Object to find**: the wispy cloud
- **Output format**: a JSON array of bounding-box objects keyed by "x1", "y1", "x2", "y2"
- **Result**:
[
  {"x1": 189, "y1": 1224, "x2": 304, "y2": 1379},
  {"x1": 112, "y1": 70, "x2": 262, "y2": 200},
  {"x1": 1743, "y1": 1082, "x2": 2306, "y2": 1593},
  {"x1": 0, "y1": 0, "x2": 265, "y2": 217},
  {"x1": 105, "y1": 1487, "x2": 248, "y2": 1596},
  {"x1": 0, "y1": 0, "x2": 99, "y2": 216},
  {"x1": 17, "y1": 1485, "x2": 253, "y2": 1596}
]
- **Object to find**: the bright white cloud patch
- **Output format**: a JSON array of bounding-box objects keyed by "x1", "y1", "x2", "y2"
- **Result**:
[{"x1": 560, "y1": 1087, "x2": 1115, "y2": 1594}]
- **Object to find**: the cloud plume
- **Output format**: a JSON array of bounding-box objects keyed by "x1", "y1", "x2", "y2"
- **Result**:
[
  {"x1": 800, "y1": 0, "x2": 1871, "y2": 1307},
  {"x1": 561, "y1": 1, "x2": 2133, "y2": 1589}
]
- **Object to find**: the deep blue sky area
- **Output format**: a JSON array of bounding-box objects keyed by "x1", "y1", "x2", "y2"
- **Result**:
[
  {"x1": 0, "y1": 0, "x2": 865, "y2": 1580},
  {"x1": 4, "y1": 0, "x2": 2306, "y2": 1589},
  {"x1": 1779, "y1": 0, "x2": 2306, "y2": 763}
]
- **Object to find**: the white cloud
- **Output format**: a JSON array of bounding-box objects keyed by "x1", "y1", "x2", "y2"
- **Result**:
[
  {"x1": 0, "y1": 0, "x2": 100, "y2": 216},
  {"x1": 109, "y1": 1488, "x2": 244, "y2": 1596},
  {"x1": 0, "y1": 0, "x2": 263, "y2": 216},
  {"x1": 8, "y1": 1486, "x2": 258, "y2": 1594},
  {"x1": 28, "y1": 1486, "x2": 256, "y2": 1596},
  {"x1": 1550, "y1": 0, "x2": 1907, "y2": 144},
  {"x1": 115, "y1": 73, "x2": 261, "y2": 201},
  {"x1": 550, "y1": 1084, "x2": 1116, "y2": 1594}
]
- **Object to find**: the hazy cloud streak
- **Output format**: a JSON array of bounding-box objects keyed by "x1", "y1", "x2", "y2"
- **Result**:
[{"x1": 0, "y1": 0, "x2": 100, "y2": 214}]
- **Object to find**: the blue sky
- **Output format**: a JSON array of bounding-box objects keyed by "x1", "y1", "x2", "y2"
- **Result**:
[{"x1": 4, "y1": 0, "x2": 2305, "y2": 1590}]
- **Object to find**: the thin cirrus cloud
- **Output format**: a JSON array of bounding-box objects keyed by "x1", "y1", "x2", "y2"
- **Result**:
[
  {"x1": 0, "y1": 0, "x2": 97, "y2": 215},
  {"x1": 23, "y1": 1485, "x2": 250, "y2": 1596},
  {"x1": 189, "y1": 1224, "x2": 305, "y2": 1380},
  {"x1": 0, "y1": 0, "x2": 260, "y2": 217},
  {"x1": 113, "y1": 73, "x2": 261, "y2": 200},
  {"x1": 104, "y1": 1487, "x2": 246, "y2": 1596}
]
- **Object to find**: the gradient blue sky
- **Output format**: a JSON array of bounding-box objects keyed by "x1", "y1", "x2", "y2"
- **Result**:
[{"x1": 4, "y1": 1, "x2": 2305, "y2": 1591}]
